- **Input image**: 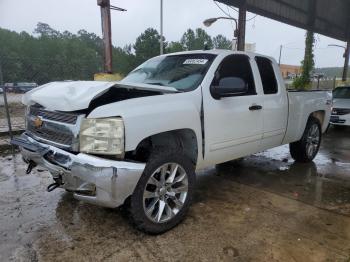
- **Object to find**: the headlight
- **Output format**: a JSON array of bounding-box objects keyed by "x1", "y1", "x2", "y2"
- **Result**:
[{"x1": 79, "y1": 118, "x2": 124, "y2": 156}]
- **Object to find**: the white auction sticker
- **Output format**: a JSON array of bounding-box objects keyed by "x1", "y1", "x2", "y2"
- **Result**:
[{"x1": 183, "y1": 59, "x2": 208, "y2": 65}]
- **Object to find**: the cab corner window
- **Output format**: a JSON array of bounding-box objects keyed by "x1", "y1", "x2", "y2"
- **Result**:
[{"x1": 255, "y1": 56, "x2": 278, "y2": 95}]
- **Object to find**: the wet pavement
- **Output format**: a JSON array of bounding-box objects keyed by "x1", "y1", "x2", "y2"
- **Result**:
[{"x1": 1, "y1": 127, "x2": 350, "y2": 261}]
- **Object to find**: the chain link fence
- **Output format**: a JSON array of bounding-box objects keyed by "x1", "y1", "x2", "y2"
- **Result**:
[
  {"x1": 0, "y1": 55, "x2": 100, "y2": 151},
  {"x1": 0, "y1": 54, "x2": 99, "y2": 127},
  {"x1": 0, "y1": 89, "x2": 25, "y2": 132}
]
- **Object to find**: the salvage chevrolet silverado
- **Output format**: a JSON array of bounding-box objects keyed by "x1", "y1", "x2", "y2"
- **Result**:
[{"x1": 12, "y1": 50, "x2": 332, "y2": 234}]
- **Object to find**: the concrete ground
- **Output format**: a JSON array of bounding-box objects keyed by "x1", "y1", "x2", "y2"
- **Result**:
[{"x1": 1, "y1": 127, "x2": 350, "y2": 262}]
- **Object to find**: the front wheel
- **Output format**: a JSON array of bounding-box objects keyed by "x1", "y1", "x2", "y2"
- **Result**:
[
  {"x1": 129, "y1": 149, "x2": 195, "y2": 234},
  {"x1": 289, "y1": 117, "x2": 322, "y2": 163}
]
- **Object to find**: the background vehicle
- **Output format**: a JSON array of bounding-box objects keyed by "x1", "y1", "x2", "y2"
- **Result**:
[
  {"x1": 12, "y1": 50, "x2": 332, "y2": 234},
  {"x1": 330, "y1": 86, "x2": 350, "y2": 127},
  {"x1": 4, "y1": 83, "x2": 15, "y2": 92},
  {"x1": 14, "y1": 82, "x2": 38, "y2": 93}
]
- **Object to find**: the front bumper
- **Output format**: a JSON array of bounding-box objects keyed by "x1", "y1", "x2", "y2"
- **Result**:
[
  {"x1": 11, "y1": 133, "x2": 145, "y2": 208},
  {"x1": 330, "y1": 114, "x2": 350, "y2": 126}
]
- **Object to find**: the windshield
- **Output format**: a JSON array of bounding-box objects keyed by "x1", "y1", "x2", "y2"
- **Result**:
[
  {"x1": 333, "y1": 86, "x2": 350, "y2": 99},
  {"x1": 121, "y1": 53, "x2": 216, "y2": 91}
]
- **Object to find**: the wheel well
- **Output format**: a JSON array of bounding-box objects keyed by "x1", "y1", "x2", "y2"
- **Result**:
[
  {"x1": 310, "y1": 110, "x2": 325, "y2": 126},
  {"x1": 126, "y1": 129, "x2": 198, "y2": 165}
]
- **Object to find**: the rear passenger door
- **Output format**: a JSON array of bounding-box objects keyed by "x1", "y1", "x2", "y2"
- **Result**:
[{"x1": 255, "y1": 56, "x2": 288, "y2": 150}]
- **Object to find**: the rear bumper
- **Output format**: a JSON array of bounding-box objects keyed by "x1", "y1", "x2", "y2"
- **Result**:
[{"x1": 11, "y1": 133, "x2": 145, "y2": 208}]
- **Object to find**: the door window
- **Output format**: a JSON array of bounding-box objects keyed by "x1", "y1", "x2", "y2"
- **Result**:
[
  {"x1": 213, "y1": 55, "x2": 256, "y2": 96},
  {"x1": 255, "y1": 56, "x2": 278, "y2": 94}
]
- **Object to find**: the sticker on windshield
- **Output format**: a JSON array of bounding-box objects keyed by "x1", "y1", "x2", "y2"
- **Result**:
[{"x1": 183, "y1": 59, "x2": 208, "y2": 65}]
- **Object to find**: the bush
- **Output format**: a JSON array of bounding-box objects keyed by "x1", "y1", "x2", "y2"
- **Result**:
[{"x1": 292, "y1": 76, "x2": 311, "y2": 90}]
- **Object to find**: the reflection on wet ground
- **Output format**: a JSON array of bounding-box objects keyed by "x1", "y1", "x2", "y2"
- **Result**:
[
  {"x1": 216, "y1": 126, "x2": 350, "y2": 216},
  {"x1": 0, "y1": 126, "x2": 349, "y2": 261}
]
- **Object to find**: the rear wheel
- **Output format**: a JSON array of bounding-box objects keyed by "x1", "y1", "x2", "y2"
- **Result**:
[
  {"x1": 290, "y1": 117, "x2": 321, "y2": 163},
  {"x1": 129, "y1": 149, "x2": 195, "y2": 234}
]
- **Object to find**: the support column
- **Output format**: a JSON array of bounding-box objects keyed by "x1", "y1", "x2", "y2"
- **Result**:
[
  {"x1": 342, "y1": 41, "x2": 350, "y2": 82},
  {"x1": 237, "y1": 1, "x2": 247, "y2": 51},
  {"x1": 98, "y1": 0, "x2": 113, "y2": 73}
]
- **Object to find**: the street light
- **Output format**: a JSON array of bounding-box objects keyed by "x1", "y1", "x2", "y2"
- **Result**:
[
  {"x1": 328, "y1": 43, "x2": 350, "y2": 82},
  {"x1": 160, "y1": 0, "x2": 164, "y2": 55},
  {"x1": 203, "y1": 17, "x2": 238, "y2": 51}
]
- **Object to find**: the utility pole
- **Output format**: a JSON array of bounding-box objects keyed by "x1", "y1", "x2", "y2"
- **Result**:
[
  {"x1": 278, "y1": 45, "x2": 283, "y2": 65},
  {"x1": 237, "y1": 1, "x2": 246, "y2": 51},
  {"x1": 342, "y1": 41, "x2": 350, "y2": 82},
  {"x1": 97, "y1": 0, "x2": 126, "y2": 74},
  {"x1": 160, "y1": 0, "x2": 164, "y2": 55},
  {"x1": 98, "y1": 0, "x2": 113, "y2": 73}
]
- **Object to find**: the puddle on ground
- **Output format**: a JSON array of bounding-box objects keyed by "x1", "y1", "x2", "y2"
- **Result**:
[{"x1": 216, "y1": 127, "x2": 350, "y2": 216}]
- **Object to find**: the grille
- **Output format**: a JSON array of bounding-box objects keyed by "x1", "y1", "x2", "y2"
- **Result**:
[
  {"x1": 29, "y1": 106, "x2": 78, "y2": 124},
  {"x1": 332, "y1": 108, "x2": 350, "y2": 116},
  {"x1": 27, "y1": 122, "x2": 73, "y2": 145},
  {"x1": 27, "y1": 106, "x2": 81, "y2": 148}
]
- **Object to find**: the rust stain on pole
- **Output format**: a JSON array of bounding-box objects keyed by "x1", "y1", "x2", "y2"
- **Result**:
[{"x1": 98, "y1": 0, "x2": 113, "y2": 73}]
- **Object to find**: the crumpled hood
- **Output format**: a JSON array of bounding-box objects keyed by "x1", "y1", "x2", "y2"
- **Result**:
[
  {"x1": 22, "y1": 81, "x2": 177, "y2": 111},
  {"x1": 333, "y1": 98, "x2": 350, "y2": 109}
]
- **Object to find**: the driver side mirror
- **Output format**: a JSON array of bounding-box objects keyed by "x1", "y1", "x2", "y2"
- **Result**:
[{"x1": 210, "y1": 77, "x2": 248, "y2": 100}]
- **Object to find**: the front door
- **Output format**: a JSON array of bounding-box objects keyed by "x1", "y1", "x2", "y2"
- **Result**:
[{"x1": 202, "y1": 54, "x2": 264, "y2": 166}]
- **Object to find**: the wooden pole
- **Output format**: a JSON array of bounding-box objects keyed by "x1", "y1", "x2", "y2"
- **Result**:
[
  {"x1": 98, "y1": 0, "x2": 113, "y2": 73},
  {"x1": 237, "y1": 1, "x2": 247, "y2": 51}
]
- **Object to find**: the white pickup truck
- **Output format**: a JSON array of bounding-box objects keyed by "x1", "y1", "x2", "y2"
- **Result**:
[{"x1": 12, "y1": 50, "x2": 332, "y2": 233}]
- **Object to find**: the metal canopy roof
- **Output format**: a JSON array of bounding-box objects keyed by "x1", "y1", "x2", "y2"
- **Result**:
[{"x1": 217, "y1": 0, "x2": 350, "y2": 41}]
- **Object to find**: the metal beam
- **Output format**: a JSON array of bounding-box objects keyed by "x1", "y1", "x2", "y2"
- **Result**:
[{"x1": 217, "y1": 0, "x2": 350, "y2": 41}]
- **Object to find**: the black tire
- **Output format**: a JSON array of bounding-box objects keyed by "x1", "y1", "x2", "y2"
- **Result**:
[
  {"x1": 129, "y1": 148, "x2": 195, "y2": 234},
  {"x1": 289, "y1": 117, "x2": 322, "y2": 163}
]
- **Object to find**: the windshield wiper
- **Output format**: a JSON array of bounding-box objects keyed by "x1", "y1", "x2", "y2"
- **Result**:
[
  {"x1": 144, "y1": 81, "x2": 183, "y2": 92},
  {"x1": 145, "y1": 82, "x2": 165, "y2": 86}
]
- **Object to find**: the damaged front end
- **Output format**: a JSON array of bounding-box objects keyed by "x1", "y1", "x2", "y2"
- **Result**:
[
  {"x1": 11, "y1": 81, "x2": 178, "y2": 208},
  {"x1": 12, "y1": 134, "x2": 145, "y2": 208}
]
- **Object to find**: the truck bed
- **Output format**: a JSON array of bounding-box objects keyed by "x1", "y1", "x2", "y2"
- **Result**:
[{"x1": 283, "y1": 90, "x2": 332, "y2": 144}]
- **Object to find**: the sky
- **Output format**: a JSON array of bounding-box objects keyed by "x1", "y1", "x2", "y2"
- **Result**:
[{"x1": 0, "y1": 0, "x2": 347, "y2": 68}]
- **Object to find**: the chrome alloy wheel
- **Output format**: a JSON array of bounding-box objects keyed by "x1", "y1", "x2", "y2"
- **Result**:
[
  {"x1": 306, "y1": 123, "x2": 320, "y2": 158},
  {"x1": 143, "y1": 163, "x2": 188, "y2": 223}
]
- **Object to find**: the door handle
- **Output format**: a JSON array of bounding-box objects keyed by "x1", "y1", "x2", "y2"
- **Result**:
[{"x1": 249, "y1": 105, "x2": 263, "y2": 111}]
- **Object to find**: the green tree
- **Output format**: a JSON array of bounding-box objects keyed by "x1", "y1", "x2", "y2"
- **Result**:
[
  {"x1": 213, "y1": 34, "x2": 232, "y2": 50},
  {"x1": 113, "y1": 45, "x2": 137, "y2": 75},
  {"x1": 134, "y1": 28, "x2": 164, "y2": 65},
  {"x1": 166, "y1": 41, "x2": 185, "y2": 53},
  {"x1": 181, "y1": 28, "x2": 213, "y2": 50},
  {"x1": 33, "y1": 22, "x2": 61, "y2": 38},
  {"x1": 293, "y1": 30, "x2": 315, "y2": 90},
  {"x1": 0, "y1": 23, "x2": 106, "y2": 84}
]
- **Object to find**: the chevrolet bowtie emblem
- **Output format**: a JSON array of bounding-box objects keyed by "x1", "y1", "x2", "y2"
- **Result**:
[{"x1": 33, "y1": 117, "x2": 43, "y2": 128}]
